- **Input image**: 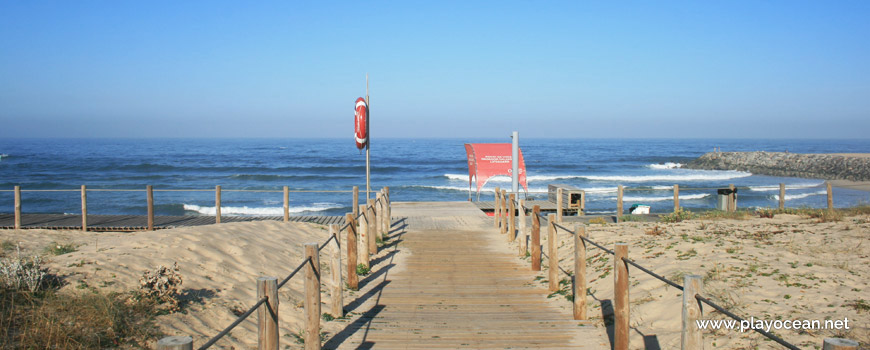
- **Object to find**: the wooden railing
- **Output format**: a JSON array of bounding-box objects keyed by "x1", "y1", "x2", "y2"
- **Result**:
[
  {"x1": 156, "y1": 187, "x2": 391, "y2": 350},
  {"x1": 0, "y1": 185, "x2": 385, "y2": 231},
  {"x1": 490, "y1": 192, "x2": 858, "y2": 350},
  {"x1": 495, "y1": 181, "x2": 838, "y2": 216}
]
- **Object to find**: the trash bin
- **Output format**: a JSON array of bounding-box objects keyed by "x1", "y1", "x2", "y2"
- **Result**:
[{"x1": 717, "y1": 188, "x2": 737, "y2": 211}]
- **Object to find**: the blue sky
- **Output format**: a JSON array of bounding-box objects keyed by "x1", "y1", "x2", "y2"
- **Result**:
[{"x1": 1, "y1": 1, "x2": 868, "y2": 138}]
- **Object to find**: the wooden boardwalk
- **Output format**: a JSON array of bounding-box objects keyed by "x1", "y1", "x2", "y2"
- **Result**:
[
  {"x1": 326, "y1": 202, "x2": 608, "y2": 349},
  {"x1": 0, "y1": 213, "x2": 344, "y2": 231}
]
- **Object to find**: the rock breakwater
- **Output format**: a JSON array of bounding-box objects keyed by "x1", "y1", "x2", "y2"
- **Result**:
[{"x1": 685, "y1": 152, "x2": 870, "y2": 181}]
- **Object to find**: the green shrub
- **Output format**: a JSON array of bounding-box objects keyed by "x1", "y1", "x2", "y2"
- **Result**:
[
  {"x1": 356, "y1": 263, "x2": 371, "y2": 276},
  {"x1": 660, "y1": 209, "x2": 695, "y2": 223}
]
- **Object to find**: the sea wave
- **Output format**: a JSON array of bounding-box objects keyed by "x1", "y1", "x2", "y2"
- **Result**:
[
  {"x1": 405, "y1": 185, "x2": 551, "y2": 193},
  {"x1": 772, "y1": 190, "x2": 827, "y2": 201},
  {"x1": 647, "y1": 162, "x2": 683, "y2": 169},
  {"x1": 582, "y1": 171, "x2": 751, "y2": 182},
  {"x1": 183, "y1": 203, "x2": 342, "y2": 216},
  {"x1": 623, "y1": 193, "x2": 710, "y2": 202},
  {"x1": 443, "y1": 174, "x2": 583, "y2": 182},
  {"x1": 749, "y1": 182, "x2": 824, "y2": 192}
]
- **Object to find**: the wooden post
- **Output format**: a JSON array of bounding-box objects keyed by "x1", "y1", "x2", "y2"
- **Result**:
[
  {"x1": 384, "y1": 186, "x2": 391, "y2": 235},
  {"x1": 728, "y1": 183, "x2": 736, "y2": 212},
  {"x1": 556, "y1": 188, "x2": 563, "y2": 222},
  {"x1": 494, "y1": 187, "x2": 501, "y2": 228},
  {"x1": 779, "y1": 183, "x2": 785, "y2": 209},
  {"x1": 572, "y1": 226, "x2": 587, "y2": 321},
  {"x1": 508, "y1": 194, "x2": 516, "y2": 242},
  {"x1": 157, "y1": 336, "x2": 193, "y2": 350},
  {"x1": 359, "y1": 204, "x2": 370, "y2": 268},
  {"x1": 345, "y1": 213, "x2": 358, "y2": 290},
  {"x1": 673, "y1": 184, "x2": 680, "y2": 212},
  {"x1": 827, "y1": 182, "x2": 834, "y2": 210},
  {"x1": 303, "y1": 243, "x2": 321, "y2": 350},
  {"x1": 328, "y1": 224, "x2": 343, "y2": 318},
  {"x1": 681, "y1": 275, "x2": 703, "y2": 350},
  {"x1": 614, "y1": 243, "x2": 629, "y2": 350},
  {"x1": 283, "y1": 186, "x2": 290, "y2": 222},
  {"x1": 547, "y1": 214, "x2": 558, "y2": 292},
  {"x1": 518, "y1": 199, "x2": 527, "y2": 256},
  {"x1": 13, "y1": 186, "x2": 21, "y2": 230},
  {"x1": 368, "y1": 199, "x2": 377, "y2": 255},
  {"x1": 616, "y1": 185, "x2": 624, "y2": 216},
  {"x1": 377, "y1": 191, "x2": 386, "y2": 239},
  {"x1": 146, "y1": 185, "x2": 154, "y2": 231},
  {"x1": 531, "y1": 205, "x2": 542, "y2": 271},
  {"x1": 502, "y1": 190, "x2": 509, "y2": 234},
  {"x1": 822, "y1": 338, "x2": 859, "y2": 350},
  {"x1": 215, "y1": 185, "x2": 222, "y2": 224},
  {"x1": 352, "y1": 186, "x2": 359, "y2": 218},
  {"x1": 81, "y1": 185, "x2": 87, "y2": 232},
  {"x1": 257, "y1": 276, "x2": 279, "y2": 350}
]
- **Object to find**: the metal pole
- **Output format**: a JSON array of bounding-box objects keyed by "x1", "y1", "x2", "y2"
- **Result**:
[
  {"x1": 511, "y1": 131, "x2": 519, "y2": 195},
  {"x1": 366, "y1": 74, "x2": 371, "y2": 200}
]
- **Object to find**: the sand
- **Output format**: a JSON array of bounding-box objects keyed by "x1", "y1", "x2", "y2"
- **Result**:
[
  {"x1": 2, "y1": 211, "x2": 868, "y2": 349},
  {"x1": 0, "y1": 221, "x2": 341, "y2": 349},
  {"x1": 529, "y1": 212, "x2": 869, "y2": 349},
  {"x1": 830, "y1": 179, "x2": 870, "y2": 192}
]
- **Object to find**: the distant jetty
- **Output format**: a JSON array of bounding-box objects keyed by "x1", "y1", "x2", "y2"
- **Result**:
[{"x1": 685, "y1": 152, "x2": 870, "y2": 181}]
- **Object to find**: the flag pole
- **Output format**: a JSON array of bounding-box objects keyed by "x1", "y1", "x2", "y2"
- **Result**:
[{"x1": 365, "y1": 74, "x2": 371, "y2": 200}]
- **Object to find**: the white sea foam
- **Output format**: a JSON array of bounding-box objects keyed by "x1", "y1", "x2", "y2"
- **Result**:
[
  {"x1": 411, "y1": 185, "x2": 551, "y2": 193},
  {"x1": 623, "y1": 193, "x2": 710, "y2": 202},
  {"x1": 582, "y1": 171, "x2": 751, "y2": 182},
  {"x1": 443, "y1": 174, "x2": 584, "y2": 182},
  {"x1": 772, "y1": 190, "x2": 827, "y2": 201},
  {"x1": 749, "y1": 182, "x2": 824, "y2": 192},
  {"x1": 647, "y1": 162, "x2": 683, "y2": 169},
  {"x1": 183, "y1": 203, "x2": 341, "y2": 216}
]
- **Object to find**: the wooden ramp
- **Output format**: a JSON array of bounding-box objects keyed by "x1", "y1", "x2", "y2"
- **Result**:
[{"x1": 326, "y1": 202, "x2": 608, "y2": 349}]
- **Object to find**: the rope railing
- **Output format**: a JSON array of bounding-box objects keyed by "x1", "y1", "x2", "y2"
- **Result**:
[
  {"x1": 154, "y1": 186, "x2": 392, "y2": 349},
  {"x1": 523, "y1": 210, "x2": 807, "y2": 349},
  {"x1": 695, "y1": 295, "x2": 801, "y2": 350}
]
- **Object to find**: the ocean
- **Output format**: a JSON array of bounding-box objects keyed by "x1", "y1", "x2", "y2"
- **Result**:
[{"x1": 1, "y1": 138, "x2": 869, "y2": 216}]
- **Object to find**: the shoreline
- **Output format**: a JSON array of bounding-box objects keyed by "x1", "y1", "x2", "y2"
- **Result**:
[{"x1": 830, "y1": 179, "x2": 870, "y2": 192}]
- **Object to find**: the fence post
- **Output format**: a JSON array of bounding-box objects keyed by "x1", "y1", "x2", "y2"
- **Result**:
[
  {"x1": 779, "y1": 183, "x2": 785, "y2": 209},
  {"x1": 822, "y1": 338, "x2": 859, "y2": 350},
  {"x1": 352, "y1": 186, "x2": 359, "y2": 218},
  {"x1": 359, "y1": 204, "x2": 370, "y2": 268},
  {"x1": 377, "y1": 191, "x2": 385, "y2": 240},
  {"x1": 304, "y1": 243, "x2": 321, "y2": 350},
  {"x1": 508, "y1": 194, "x2": 516, "y2": 242},
  {"x1": 518, "y1": 199, "x2": 527, "y2": 256},
  {"x1": 681, "y1": 275, "x2": 703, "y2": 350},
  {"x1": 573, "y1": 225, "x2": 586, "y2": 320},
  {"x1": 614, "y1": 243, "x2": 629, "y2": 350},
  {"x1": 147, "y1": 185, "x2": 154, "y2": 231},
  {"x1": 14, "y1": 186, "x2": 21, "y2": 229},
  {"x1": 494, "y1": 187, "x2": 501, "y2": 228},
  {"x1": 827, "y1": 182, "x2": 834, "y2": 210},
  {"x1": 728, "y1": 183, "x2": 736, "y2": 212},
  {"x1": 345, "y1": 213, "x2": 358, "y2": 290},
  {"x1": 257, "y1": 276, "x2": 279, "y2": 350},
  {"x1": 283, "y1": 186, "x2": 290, "y2": 222},
  {"x1": 215, "y1": 185, "x2": 222, "y2": 224},
  {"x1": 81, "y1": 185, "x2": 87, "y2": 232},
  {"x1": 531, "y1": 205, "x2": 542, "y2": 271},
  {"x1": 368, "y1": 199, "x2": 377, "y2": 255},
  {"x1": 674, "y1": 184, "x2": 680, "y2": 212},
  {"x1": 384, "y1": 186, "x2": 391, "y2": 235},
  {"x1": 617, "y1": 185, "x2": 624, "y2": 216},
  {"x1": 157, "y1": 336, "x2": 193, "y2": 350},
  {"x1": 547, "y1": 214, "x2": 558, "y2": 292},
  {"x1": 556, "y1": 188, "x2": 563, "y2": 222},
  {"x1": 328, "y1": 224, "x2": 343, "y2": 318}
]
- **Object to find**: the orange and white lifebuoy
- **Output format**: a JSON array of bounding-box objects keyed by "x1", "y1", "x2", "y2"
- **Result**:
[{"x1": 354, "y1": 97, "x2": 367, "y2": 149}]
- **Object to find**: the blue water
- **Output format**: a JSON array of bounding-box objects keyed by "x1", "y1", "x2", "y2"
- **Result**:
[{"x1": 1, "y1": 138, "x2": 869, "y2": 216}]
